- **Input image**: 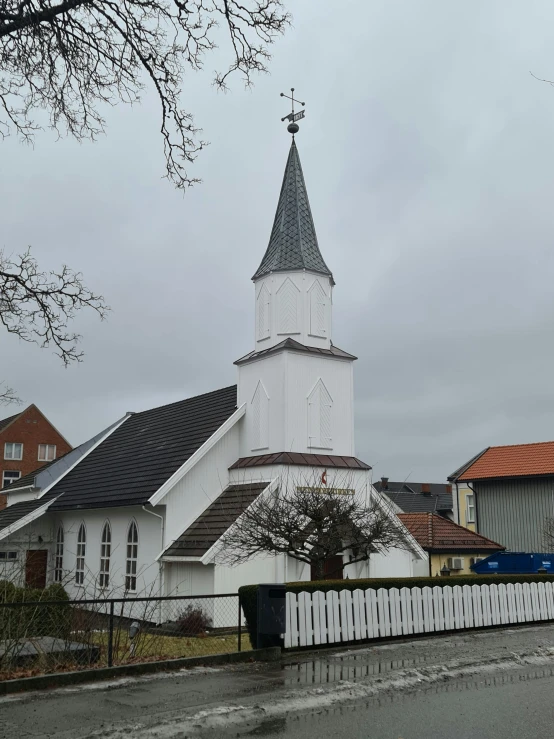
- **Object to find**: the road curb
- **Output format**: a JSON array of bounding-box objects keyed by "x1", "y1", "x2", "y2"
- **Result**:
[{"x1": 0, "y1": 646, "x2": 281, "y2": 696}]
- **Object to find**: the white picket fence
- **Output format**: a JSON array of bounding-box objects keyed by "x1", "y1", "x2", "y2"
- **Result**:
[{"x1": 284, "y1": 582, "x2": 554, "y2": 649}]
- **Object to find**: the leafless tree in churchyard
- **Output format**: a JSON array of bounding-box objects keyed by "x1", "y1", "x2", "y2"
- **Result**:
[
  {"x1": 218, "y1": 470, "x2": 410, "y2": 581},
  {"x1": 0, "y1": 0, "x2": 290, "y2": 188},
  {"x1": 0, "y1": 248, "x2": 108, "y2": 403}
]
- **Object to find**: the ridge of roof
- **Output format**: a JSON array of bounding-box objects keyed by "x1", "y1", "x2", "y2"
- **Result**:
[
  {"x1": 456, "y1": 440, "x2": 554, "y2": 481},
  {"x1": 252, "y1": 140, "x2": 333, "y2": 283},
  {"x1": 397, "y1": 512, "x2": 505, "y2": 551}
]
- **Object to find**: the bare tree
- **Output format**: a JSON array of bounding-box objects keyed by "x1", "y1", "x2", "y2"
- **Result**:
[
  {"x1": 218, "y1": 472, "x2": 410, "y2": 581},
  {"x1": 1, "y1": 247, "x2": 108, "y2": 401},
  {"x1": 0, "y1": 0, "x2": 290, "y2": 189},
  {"x1": 543, "y1": 517, "x2": 554, "y2": 553}
]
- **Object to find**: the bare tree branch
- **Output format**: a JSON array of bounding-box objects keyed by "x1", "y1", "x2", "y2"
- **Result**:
[
  {"x1": 1, "y1": 247, "x2": 108, "y2": 400},
  {"x1": 543, "y1": 517, "x2": 554, "y2": 553},
  {"x1": 0, "y1": 382, "x2": 20, "y2": 405},
  {"x1": 217, "y1": 470, "x2": 410, "y2": 581},
  {"x1": 0, "y1": 0, "x2": 290, "y2": 188}
]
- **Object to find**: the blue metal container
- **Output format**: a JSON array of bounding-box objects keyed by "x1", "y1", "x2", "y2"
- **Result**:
[{"x1": 471, "y1": 552, "x2": 554, "y2": 574}]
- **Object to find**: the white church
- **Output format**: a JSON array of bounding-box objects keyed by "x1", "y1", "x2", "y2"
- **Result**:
[{"x1": 0, "y1": 130, "x2": 427, "y2": 597}]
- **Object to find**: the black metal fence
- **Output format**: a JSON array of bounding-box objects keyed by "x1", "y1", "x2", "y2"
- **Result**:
[{"x1": 0, "y1": 593, "x2": 247, "y2": 680}]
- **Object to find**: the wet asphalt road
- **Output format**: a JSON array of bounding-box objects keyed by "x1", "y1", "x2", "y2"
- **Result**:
[
  {"x1": 2, "y1": 624, "x2": 554, "y2": 738},
  {"x1": 207, "y1": 663, "x2": 554, "y2": 738}
]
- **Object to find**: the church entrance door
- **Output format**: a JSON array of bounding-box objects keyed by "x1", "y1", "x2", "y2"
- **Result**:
[{"x1": 311, "y1": 555, "x2": 344, "y2": 581}]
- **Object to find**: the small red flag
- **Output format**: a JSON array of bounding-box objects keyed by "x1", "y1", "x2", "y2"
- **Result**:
[{"x1": 321, "y1": 470, "x2": 327, "y2": 485}]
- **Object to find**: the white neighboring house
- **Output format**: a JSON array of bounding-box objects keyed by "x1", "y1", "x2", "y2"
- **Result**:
[{"x1": 0, "y1": 137, "x2": 427, "y2": 598}]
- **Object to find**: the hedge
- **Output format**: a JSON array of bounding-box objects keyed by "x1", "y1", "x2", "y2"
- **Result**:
[
  {"x1": 239, "y1": 574, "x2": 554, "y2": 647},
  {"x1": 0, "y1": 581, "x2": 71, "y2": 647}
]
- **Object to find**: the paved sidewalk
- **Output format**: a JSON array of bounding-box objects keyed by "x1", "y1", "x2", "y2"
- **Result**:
[{"x1": 2, "y1": 623, "x2": 554, "y2": 738}]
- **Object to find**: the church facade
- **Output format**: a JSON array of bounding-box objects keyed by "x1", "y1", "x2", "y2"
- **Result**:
[{"x1": 0, "y1": 137, "x2": 427, "y2": 598}]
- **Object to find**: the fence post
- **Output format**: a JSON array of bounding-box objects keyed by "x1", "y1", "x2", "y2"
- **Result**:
[
  {"x1": 237, "y1": 594, "x2": 242, "y2": 652},
  {"x1": 108, "y1": 601, "x2": 114, "y2": 667}
]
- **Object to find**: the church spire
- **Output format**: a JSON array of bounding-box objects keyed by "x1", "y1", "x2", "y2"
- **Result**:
[{"x1": 252, "y1": 139, "x2": 334, "y2": 284}]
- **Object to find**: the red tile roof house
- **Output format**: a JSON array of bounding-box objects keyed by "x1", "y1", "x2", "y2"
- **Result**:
[
  {"x1": 449, "y1": 441, "x2": 554, "y2": 553},
  {"x1": 398, "y1": 513, "x2": 504, "y2": 577}
]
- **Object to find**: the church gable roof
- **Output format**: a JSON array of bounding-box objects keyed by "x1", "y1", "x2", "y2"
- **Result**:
[
  {"x1": 252, "y1": 140, "x2": 333, "y2": 283},
  {"x1": 163, "y1": 482, "x2": 269, "y2": 558},
  {"x1": 46, "y1": 385, "x2": 238, "y2": 511}
]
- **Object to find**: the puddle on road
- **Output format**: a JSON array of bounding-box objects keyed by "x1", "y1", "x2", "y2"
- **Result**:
[{"x1": 282, "y1": 653, "x2": 433, "y2": 686}]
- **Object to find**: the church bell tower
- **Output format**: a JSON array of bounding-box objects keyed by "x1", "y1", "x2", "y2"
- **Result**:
[{"x1": 236, "y1": 93, "x2": 357, "y2": 459}]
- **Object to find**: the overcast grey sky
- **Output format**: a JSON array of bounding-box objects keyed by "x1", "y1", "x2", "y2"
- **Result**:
[{"x1": 2, "y1": 0, "x2": 554, "y2": 483}]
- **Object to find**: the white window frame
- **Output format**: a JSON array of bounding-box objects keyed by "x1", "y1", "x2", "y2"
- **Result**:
[
  {"x1": 466, "y1": 494, "x2": 475, "y2": 524},
  {"x1": 75, "y1": 523, "x2": 86, "y2": 586},
  {"x1": 98, "y1": 521, "x2": 111, "y2": 589},
  {"x1": 125, "y1": 520, "x2": 139, "y2": 593},
  {"x1": 4, "y1": 442, "x2": 23, "y2": 461},
  {"x1": 0, "y1": 551, "x2": 17, "y2": 561},
  {"x1": 54, "y1": 526, "x2": 64, "y2": 583},
  {"x1": 2, "y1": 470, "x2": 21, "y2": 487},
  {"x1": 38, "y1": 444, "x2": 57, "y2": 462}
]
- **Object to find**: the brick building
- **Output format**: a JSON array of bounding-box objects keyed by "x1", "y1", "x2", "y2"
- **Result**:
[{"x1": 0, "y1": 405, "x2": 72, "y2": 493}]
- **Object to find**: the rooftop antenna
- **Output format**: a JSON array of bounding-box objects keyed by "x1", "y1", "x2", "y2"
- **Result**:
[{"x1": 280, "y1": 88, "x2": 306, "y2": 136}]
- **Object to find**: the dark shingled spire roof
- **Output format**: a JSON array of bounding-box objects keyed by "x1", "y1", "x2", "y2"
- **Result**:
[{"x1": 253, "y1": 139, "x2": 334, "y2": 283}]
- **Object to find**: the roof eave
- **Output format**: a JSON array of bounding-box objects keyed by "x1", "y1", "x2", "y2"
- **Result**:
[{"x1": 0, "y1": 495, "x2": 61, "y2": 541}]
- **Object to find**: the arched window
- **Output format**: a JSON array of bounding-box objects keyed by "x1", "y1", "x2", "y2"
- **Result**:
[
  {"x1": 99, "y1": 521, "x2": 111, "y2": 588},
  {"x1": 125, "y1": 520, "x2": 139, "y2": 592},
  {"x1": 75, "y1": 523, "x2": 86, "y2": 586},
  {"x1": 54, "y1": 526, "x2": 64, "y2": 583}
]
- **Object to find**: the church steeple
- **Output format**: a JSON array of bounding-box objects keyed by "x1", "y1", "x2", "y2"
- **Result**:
[{"x1": 252, "y1": 140, "x2": 334, "y2": 284}]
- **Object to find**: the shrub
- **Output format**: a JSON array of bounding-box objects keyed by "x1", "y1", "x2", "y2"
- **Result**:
[
  {"x1": 0, "y1": 581, "x2": 71, "y2": 647},
  {"x1": 239, "y1": 574, "x2": 554, "y2": 648},
  {"x1": 176, "y1": 605, "x2": 212, "y2": 636}
]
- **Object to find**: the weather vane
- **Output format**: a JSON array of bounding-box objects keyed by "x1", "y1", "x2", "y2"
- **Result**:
[{"x1": 280, "y1": 88, "x2": 305, "y2": 135}]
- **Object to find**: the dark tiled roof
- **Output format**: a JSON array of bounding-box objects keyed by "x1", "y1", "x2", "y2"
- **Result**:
[
  {"x1": 164, "y1": 482, "x2": 269, "y2": 557},
  {"x1": 45, "y1": 385, "x2": 237, "y2": 511},
  {"x1": 398, "y1": 513, "x2": 505, "y2": 552},
  {"x1": 0, "y1": 492, "x2": 58, "y2": 533},
  {"x1": 0, "y1": 412, "x2": 21, "y2": 433},
  {"x1": 235, "y1": 338, "x2": 356, "y2": 366},
  {"x1": 230, "y1": 452, "x2": 371, "y2": 470},
  {"x1": 1, "y1": 458, "x2": 58, "y2": 492},
  {"x1": 456, "y1": 441, "x2": 554, "y2": 481},
  {"x1": 252, "y1": 140, "x2": 333, "y2": 283},
  {"x1": 382, "y1": 491, "x2": 453, "y2": 514},
  {"x1": 374, "y1": 482, "x2": 453, "y2": 513}
]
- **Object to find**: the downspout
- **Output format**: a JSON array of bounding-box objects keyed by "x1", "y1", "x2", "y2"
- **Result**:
[{"x1": 142, "y1": 506, "x2": 165, "y2": 623}]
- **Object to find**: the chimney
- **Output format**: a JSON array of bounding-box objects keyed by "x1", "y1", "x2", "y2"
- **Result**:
[
  {"x1": 0, "y1": 494, "x2": 7, "y2": 511},
  {"x1": 446, "y1": 484, "x2": 452, "y2": 494},
  {"x1": 381, "y1": 477, "x2": 389, "y2": 490},
  {"x1": 421, "y1": 483, "x2": 431, "y2": 496}
]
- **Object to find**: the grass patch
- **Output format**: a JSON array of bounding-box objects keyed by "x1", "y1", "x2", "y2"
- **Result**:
[{"x1": 87, "y1": 630, "x2": 252, "y2": 664}]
